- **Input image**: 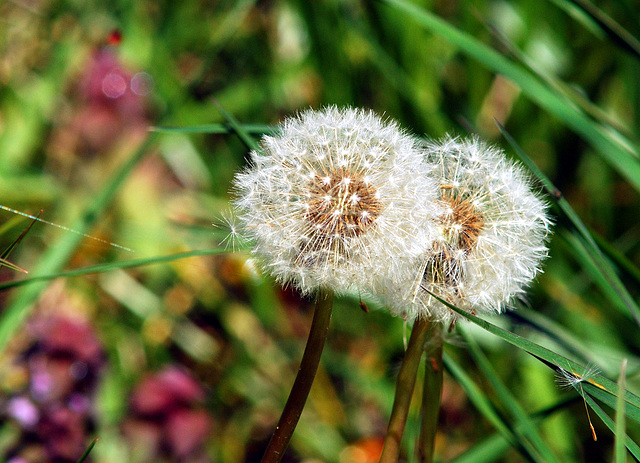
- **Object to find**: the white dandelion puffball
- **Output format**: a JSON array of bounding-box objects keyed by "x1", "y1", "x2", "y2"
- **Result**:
[
  {"x1": 232, "y1": 106, "x2": 438, "y2": 295},
  {"x1": 383, "y1": 136, "x2": 551, "y2": 322}
]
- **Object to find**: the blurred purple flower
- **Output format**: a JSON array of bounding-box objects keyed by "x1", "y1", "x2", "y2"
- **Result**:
[
  {"x1": 124, "y1": 366, "x2": 213, "y2": 461},
  {"x1": 2, "y1": 315, "x2": 105, "y2": 463}
]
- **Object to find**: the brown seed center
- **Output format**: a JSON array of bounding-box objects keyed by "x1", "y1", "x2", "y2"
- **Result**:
[
  {"x1": 306, "y1": 168, "x2": 382, "y2": 239},
  {"x1": 423, "y1": 188, "x2": 485, "y2": 291},
  {"x1": 439, "y1": 189, "x2": 484, "y2": 253}
]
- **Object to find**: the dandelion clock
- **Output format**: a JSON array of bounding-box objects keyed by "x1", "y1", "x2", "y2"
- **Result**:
[
  {"x1": 382, "y1": 136, "x2": 551, "y2": 323},
  {"x1": 232, "y1": 106, "x2": 437, "y2": 296}
]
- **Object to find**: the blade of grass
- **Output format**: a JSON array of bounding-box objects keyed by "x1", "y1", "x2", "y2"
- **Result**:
[
  {"x1": 1, "y1": 210, "x2": 40, "y2": 261},
  {"x1": 498, "y1": 122, "x2": 640, "y2": 325},
  {"x1": 0, "y1": 135, "x2": 153, "y2": 356},
  {"x1": 212, "y1": 99, "x2": 260, "y2": 152},
  {"x1": 616, "y1": 359, "x2": 628, "y2": 463},
  {"x1": 150, "y1": 123, "x2": 275, "y2": 135},
  {"x1": 424, "y1": 289, "x2": 640, "y2": 420},
  {"x1": 442, "y1": 352, "x2": 525, "y2": 456},
  {"x1": 0, "y1": 214, "x2": 27, "y2": 236},
  {"x1": 0, "y1": 212, "x2": 41, "y2": 273},
  {"x1": 0, "y1": 257, "x2": 27, "y2": 274},
  {"x1": 497, "y1": 122, "x2": 601, "y2": 254},
  {"x1": 546, "y1": 0, "x2": 605, "y2": 38},
  {"x1": 458, "y1": 325, "x2": 562, "y2": 463},
  {"x1": 377, "y1": 0, "x2": 640, "y2": 192},
  {"x1": 559, "y1": 229, "x2": 638, "y2": 320},
  {"x1": 450, "y1": 396, "x2": 578, "y2": 463},
  {"x1": 449, "y1": 431, "x2": 513, "y2": 463},
  {"x1": 483, "y1": 16, "x2": 635, "y2": 141},
  {"x1": 514, "y1": 308, "x2": 622, "y2": 370},
  {"x1": 76, "y1": 438, "x2": 98, "y2": 463},
  {"x1": 0, "y1": 205, "x2": 132, "y2": 252},
  {"x1": 0, "y1": 247, "x2": 236, "y2": 292},
  {"x1": 561, "y1": 0, "x2": 640, "y2": 59},
  {"x1": 592, "y1": 232, "x2": 640, "y2": 287},
  {"x1": 580, "y1": 380, "x2": 640, "y2": 424},
  {"x1": 582, "y1": 394, "x2": 640, "y2": 461}
]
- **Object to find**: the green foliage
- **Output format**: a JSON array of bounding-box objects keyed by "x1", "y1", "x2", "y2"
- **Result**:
[{"x1": 0, "y1": 0, "x2": 639, "y2": 462}]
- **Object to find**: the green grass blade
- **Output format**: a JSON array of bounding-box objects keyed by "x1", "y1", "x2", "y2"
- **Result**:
[
  {"x1": 0, "y1": 212, "x2": 41, "y2": 273},
  {"x1": 213, "y1": 99, "x2": 261, "y2": 152},
  {"x1": 496, "y1": 122, "x2": 593, "y2": 249},
  {"x1": 0, "y1": 257, "x2": 27, "y2": 274},
  {"x1": 0, "y1": 215, "x2": 27, "y2": 236},
  {"x1": 76, "y1": 438, "x2": 98, "y2": 463},
  {"x1": 150, "y1": 123, "x2": 275, "y2": 135},
  {"x1": 449, "y1": 432, "x2": 512, "y2": 463},
  {"x1": 583, "y1": 394, "x2": 640, "y2": 461},
  {"x1": 426, "y1": 290, "x2": 640, "y2": 420},
  {"x1": 442, "y1": 352, "x2": 523, "y2": 454},
  {"x1": 561, "y1": 0, "x2": 640, "y2": 59},
  {"x1": 459, "y1": 326, "x2": 562, "y2": 463},
  {"x1": 592, "y1": 232, "x2": 640, "y2": 286},
  {"x1": 1, "y1": 211, "x2": 39, "y2": 261},
  {"x1": 514, "y1": 307, "x2": 627, "y2": 369},
  {"x1": 615, "y1": 359, "x2": 628, "y2": 463},
  {"x1": 0, "y1": 247, "x2": 235, "y2": 292},
  {"x1": 450, "y1": 396, "x2": 577, "y2": 463},
  {"x1": 579, "y1": 380, "x2": 640, "y2": 424},
  {"x1": 546, "y1": 0, "x2": 605, "y2": 38},
  {"x1": 498, "y1": 122, "x2": 640, "y2": 325},
  {"x1": 0, "y1": 136, "x2": 153, "y2": 356},
  {"x1": 560, "y1": 229, "x2": 638, "y2": 319},
  {"x1": 484, "y1": 18, "x2": 635, "y2": 140},
  {"x1": 377, "y1": 0, "x2": 640, "y2": 192}
]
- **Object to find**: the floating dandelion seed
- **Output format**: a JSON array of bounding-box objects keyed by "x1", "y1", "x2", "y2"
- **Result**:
[
  {"x1": 214, "y1": 210, "x2": 247, "y2": 252},
  {"x1": 555, "y1": 363, "x2": 601, "y2": 390},
  {"x1": 232, "y1": 106, "x2": 437, "y2": 295},
  {"x1": 381, "y1": 136, "x2": 551, "y2": 322},
  {"x1": 555, "y1": 363, "x2": 601, "y2": 441}
]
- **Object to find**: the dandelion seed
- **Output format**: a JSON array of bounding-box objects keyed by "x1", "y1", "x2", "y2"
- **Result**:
[
  {"x1": 232, "y1": 106, "x2": 437, "y2": 295},
  {"x1": 380, "y1": 136, "x2": 551, "y2": 322},
  {"x1": 213, "y1": 210, "x2": 247, "y2": 252},
  {"x1": 555, "y1": 363, "x2": 600, "y2": 441},
  {"x1": 555, "y1": 363, "x2": 600, "y2": 390}
]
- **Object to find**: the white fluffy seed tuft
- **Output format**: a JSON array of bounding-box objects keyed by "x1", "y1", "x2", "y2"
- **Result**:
[
  {"x1": 379, "y1": 136, "x2": 551, "y2": 323},
  {"x1": 232, "y1": 106, "x2": 438, "y2": 295}
]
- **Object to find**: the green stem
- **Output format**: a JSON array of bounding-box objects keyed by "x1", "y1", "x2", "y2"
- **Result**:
[
  {"x1": 260, "y1": 289, "x2": 334, "y2": 463},
  {"x1": 379, "y1": 317, "x2": 431, "y2": 463},
  {"x1": 416, "y1": 324, "x2": 443, "y2": 463}
]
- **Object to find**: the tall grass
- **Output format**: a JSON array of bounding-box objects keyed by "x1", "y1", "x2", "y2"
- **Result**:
[{"x1": 0, "y1": 0, "x2": 638, "y2": 461}]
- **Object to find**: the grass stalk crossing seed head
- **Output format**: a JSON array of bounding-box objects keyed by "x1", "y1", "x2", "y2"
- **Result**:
[
  {"x1": 380, "y1": 136, "x2": 551, "y2": 323},
  {"x1": 232, "y1": 106, "x2": 438, "y2": 295}
]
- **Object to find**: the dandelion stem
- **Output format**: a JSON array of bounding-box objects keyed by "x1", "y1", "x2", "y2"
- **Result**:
[
  {"x1": 260, "y1": 289, "x2": 334, "y2": 463},
  {"x1": 416, "y1": 324, "x2": 443, "y2": 463},
  {"x1": 379, "y1": 317, "x2": 431, "y2": 463}
]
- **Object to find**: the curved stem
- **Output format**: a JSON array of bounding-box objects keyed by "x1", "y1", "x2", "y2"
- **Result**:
[
  {"x1": 261, "y1": 289, "x2": 334, "y2": 463},
  {"x1": 416, "y1": 324, "x2": 443, "y2": 463},
  {"x1": 379, "y1": 317, "x2": 431, "y2": 463}
]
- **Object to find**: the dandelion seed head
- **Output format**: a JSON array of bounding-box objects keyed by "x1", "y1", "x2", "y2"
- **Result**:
[
  {"x1": 381, "y1": 136, "x2": 551, "y2": 323},
  {"x1": 232, "y1": 106, "x2": 437, "y2": 295}
]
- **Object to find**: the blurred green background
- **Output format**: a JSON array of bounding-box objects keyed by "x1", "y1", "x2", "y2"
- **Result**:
[{"x1": 0, "y1": 0, "x2": 639, "y2": 462}]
